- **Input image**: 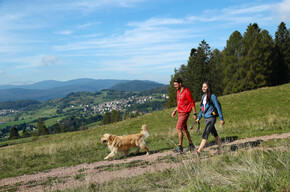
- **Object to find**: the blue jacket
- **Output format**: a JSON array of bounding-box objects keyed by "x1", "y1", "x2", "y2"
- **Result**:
[{"x1": 198, "y1": 93, "x2": 224, "y2": 121}]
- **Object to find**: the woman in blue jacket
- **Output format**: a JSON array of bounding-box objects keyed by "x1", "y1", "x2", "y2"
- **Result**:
[{"x1": 196, "y1": 82, "x2": 225, "y2": 156}]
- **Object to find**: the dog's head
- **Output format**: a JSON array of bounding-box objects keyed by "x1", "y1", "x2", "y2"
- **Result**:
[
  {"x1": 141, "y1": 125, "x2": 149, "y2": 139},
  {"x1": 141, "y1": 124, "x2": 148, "y2": 132},
  {"x1": 100, "y1": 134, "x2": 114, "y2": 144}
]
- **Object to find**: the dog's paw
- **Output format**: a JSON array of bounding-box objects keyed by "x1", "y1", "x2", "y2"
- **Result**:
[{"x1": 146, "y1": 152, "x2": 150, "y2": 155}]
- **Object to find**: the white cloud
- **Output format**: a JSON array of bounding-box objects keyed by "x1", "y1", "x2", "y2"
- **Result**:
[
  {"x1": 77, "y1": 22, "x2": 102, "y2": 28},
  {"x1": 55, "y1": 30, "x2": 73, "y2": 35},
  {"x1": 0, "y1": 55, "x2": 61, "y2": 69},
  {"x1": 0, "y1": 70, "x2": 3, "y2": 75},
  {"x1": 41, "y1": 56, "x2": 60, "y2": 66},
  {"x1": 187, "y1": 3, "x2": 275, "y2": 25},
  {"x1": 222, "y1": 4, "x2": 272, "y2": 15},
  {"x1": 128, "y1": 17, "x2": 188, "y2": 28},
  {"x1": 277, "y1": 0, "x2": 290, "y2": 21}
]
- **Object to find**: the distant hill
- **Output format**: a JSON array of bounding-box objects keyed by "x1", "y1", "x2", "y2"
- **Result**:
[
  {"x1": 0, "y1": 79, "x2": 130, "y2": 90},
  {"x1": 109, "y1": 80, "x2": 166, "y2": 92},
  {"x1": 0, "y1": 79, "x2": 166, "y2": 102}
]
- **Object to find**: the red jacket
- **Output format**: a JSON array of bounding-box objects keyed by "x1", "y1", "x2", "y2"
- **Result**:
[{"x1": 177, "y1": 87, "x2": 195, "y2": 113}]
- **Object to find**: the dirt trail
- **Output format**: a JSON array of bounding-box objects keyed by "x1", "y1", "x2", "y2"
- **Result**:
[{"x1": 0, "y1": 133, "x2": 289, "y2": 192}]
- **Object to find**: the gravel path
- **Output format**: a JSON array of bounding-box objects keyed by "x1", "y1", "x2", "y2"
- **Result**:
[{"x1": 0, "y1": 132, "x2": 289, "y2": 192}]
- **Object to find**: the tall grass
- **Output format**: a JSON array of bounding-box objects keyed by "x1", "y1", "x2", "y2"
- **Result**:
[
  {"x1": 182, "y1": 149, "x2": 289, "y2": 191},
  {"x1": 65, "y1": 146, "x2": 289, "y2": 192}
]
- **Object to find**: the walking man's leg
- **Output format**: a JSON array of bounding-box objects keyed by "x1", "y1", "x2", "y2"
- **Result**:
[
  {"x1": 178, "y1": 129, "x2": 183, "y2": 146},
  {"x1": 183, "y1": 129, "x2": 192, "y2": 144}
]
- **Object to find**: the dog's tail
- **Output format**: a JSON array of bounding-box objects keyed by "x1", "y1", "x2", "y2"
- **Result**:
[{"x1": 141, "y1": 124, "x2": 149, "y2": 139}]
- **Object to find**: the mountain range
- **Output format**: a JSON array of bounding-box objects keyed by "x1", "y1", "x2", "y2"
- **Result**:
[{"x1": 0, "y1": 79, "x2": 166, "y2": 102}]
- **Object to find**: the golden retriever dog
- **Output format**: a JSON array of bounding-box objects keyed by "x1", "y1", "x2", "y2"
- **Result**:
[{"x1": 101, "y1": 125, "x2": 150, "y2": 160}]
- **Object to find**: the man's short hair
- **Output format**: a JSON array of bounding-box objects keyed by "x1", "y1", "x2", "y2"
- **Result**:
[{"x1": 173, "y1": 77, "x2": 182, "y2": 84}]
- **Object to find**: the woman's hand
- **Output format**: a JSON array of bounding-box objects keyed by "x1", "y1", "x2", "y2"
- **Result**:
[{"x1": 220, "y1": 120, "x2": 225, "y2": 125}]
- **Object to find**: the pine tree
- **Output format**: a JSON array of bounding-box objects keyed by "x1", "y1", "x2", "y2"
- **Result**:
[
  {"x1": 37, "y1": 118, "x2": 49, "y2": 135},
  {"x1": 186, "y1": 40, "x2": 212, "y2": 100},
  {"x1": 123, "y1": 112, "x2": 130, "y2": 120},
  {"x1": 72, "y1": 125, "x2": 78, "y2": 132},
  {"x1": 238, "y1": 23, "x2": 261, "y2": 90},
  {"x1": 111, "y1": 110, "x2": 122, "y2": 123},
  {"x1": 102, "y1": 112, "x2": 111, "y2": 125},
  {"x1": 116, "y1": 111, "x2": 122, "y2": 121},
  {"x1": 135, "y1": 110, "x2": 140, "y2": 117},
  {"x1": 222, "y1": 30, "x2": 243, "y2": 94},
  {"x1": 239, "y1": 24, "x2": 275, "y2": 90},
  {"x1": 274, "y1": 22, "x2": 290, "y2": 83},
  {"x1": 208, "y1": 49, "x2": 224, "y2": 95},
  {"x1": 130, "y1": 112, "x2": 135, "y2": 118},
  {"x1": 166, "y1": 73, "x2": 180, "y2": 108},
  {"x1": 61, "y1": 123, "x2": 69, "y2": 133},
  {"x1": 22, "y1": 129, "x2": 31, "y2": 138},
  {"x1": 53, "y1": 123, "x2": 61, "y2": 134},
  {"x1": 256, "y1": 29, "x2": 275, "y2": 86},
  {"x1": 9, "y1": 127, "x2": 20, "y2": 140}
]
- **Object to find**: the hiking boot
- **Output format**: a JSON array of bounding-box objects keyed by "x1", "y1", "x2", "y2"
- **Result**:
[
  {"x1": 173, "y1": 145, "x2": 183, "y2": 153},
  {"x1": 185, "y1": 143, "x2": 195, "y2": 152},
  {"x1": 196, "y1": 151, "x2": 201, "y2": 157}
]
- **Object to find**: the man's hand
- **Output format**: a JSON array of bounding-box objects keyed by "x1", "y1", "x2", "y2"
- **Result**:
[
  {"x1": 220, "y1": 120, "x2": 225, "y2": 125},
  {"x1": 195, "y1": 119, "x2": 199, "y2": 123},
  {"x1": 171, "y1": 110, "x2": 177, "y2": 117}
]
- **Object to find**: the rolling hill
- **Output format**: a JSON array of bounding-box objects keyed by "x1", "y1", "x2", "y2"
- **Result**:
[
  {"x1": 110, "y1": 80, "x2": 167, "y2": 92},
  {"x1": 0, "y1": 79, "x2": 166, "y2": 102}
]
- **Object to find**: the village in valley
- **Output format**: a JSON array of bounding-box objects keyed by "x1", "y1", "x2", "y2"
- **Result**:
[{"x1": 73, "y1": 94, "x2": 169, "y2": 114}]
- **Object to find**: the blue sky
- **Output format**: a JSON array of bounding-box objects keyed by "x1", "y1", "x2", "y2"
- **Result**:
[{"x1": 0, "y1": 0, "x2": 289, "y2": 85}]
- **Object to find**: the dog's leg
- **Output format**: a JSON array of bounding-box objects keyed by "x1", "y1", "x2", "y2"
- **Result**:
[
  {"x1": 123, "y1": 149, "x2": 129, "y2": 158},
  {"x1": 104, "y1": 147, "x2": 118, "y2": 160},
  {"x1": 140, "y1": 142, "x2": 150, "y2": 155},
  {"x1": 143, "y1": 146, "x2": 150, "y2": 155},
  {"x1": 134, "y1": 147, "x2": 140, "y2": 155}
]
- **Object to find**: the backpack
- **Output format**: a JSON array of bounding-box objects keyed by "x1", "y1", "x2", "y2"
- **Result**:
[{"x1": 209, "y1": 98, "x2": 222, "y2": 117}]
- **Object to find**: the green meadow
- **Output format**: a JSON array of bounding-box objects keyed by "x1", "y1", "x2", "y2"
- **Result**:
[{"x1": 0, "y1": 83, "x2": 289, "y2": 186}]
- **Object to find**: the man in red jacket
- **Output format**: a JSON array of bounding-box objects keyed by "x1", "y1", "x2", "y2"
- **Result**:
[{"x1": 171, "y1": 77, "x2": 197, "y2": 153}]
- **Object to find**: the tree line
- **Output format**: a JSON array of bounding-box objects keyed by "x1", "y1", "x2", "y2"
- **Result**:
[
  {"x1": 167, "y1": 22, "x2": 289, "y2": 107},
  {"x1": 0, "y1": 100, "x2": 41, "y2": 110}
]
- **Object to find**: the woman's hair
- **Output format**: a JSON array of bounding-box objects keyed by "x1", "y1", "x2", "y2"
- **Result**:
[{"x1": 203, "y1": 82, "x2": 212, "y2": 103}]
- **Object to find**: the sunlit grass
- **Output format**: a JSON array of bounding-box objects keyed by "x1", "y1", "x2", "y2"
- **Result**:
[{"x1": 65, "y1": 142, "x2": 289, "y2": 192}]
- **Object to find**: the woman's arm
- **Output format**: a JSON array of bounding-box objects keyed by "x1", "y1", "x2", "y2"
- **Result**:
[{"x1": 211, "y1": 94, "x2": 224, "y2": 121}]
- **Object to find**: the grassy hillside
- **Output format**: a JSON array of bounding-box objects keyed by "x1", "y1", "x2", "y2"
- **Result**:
[{"x1": 0, "y1": 83, "x2": 289, "y2": 180}]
